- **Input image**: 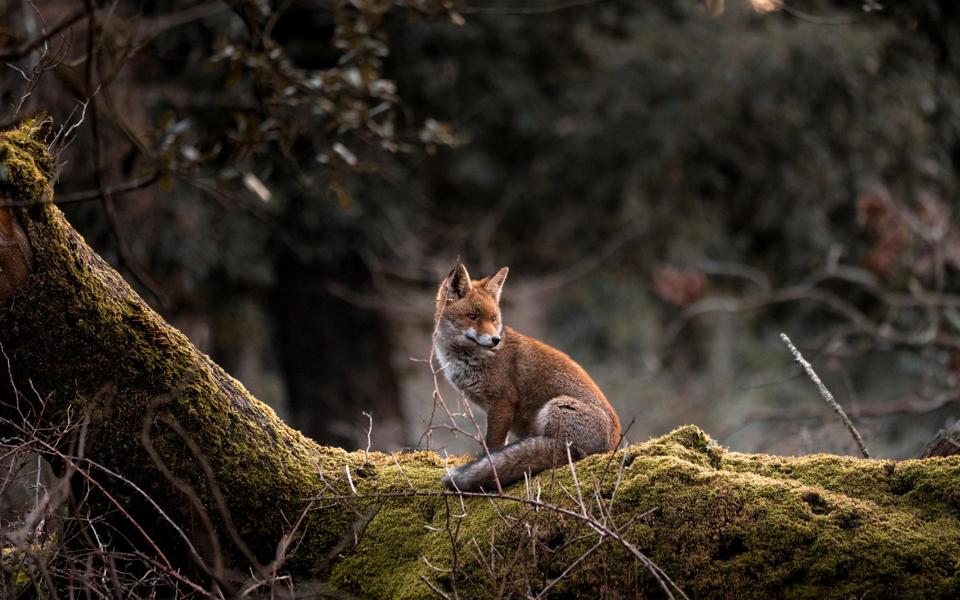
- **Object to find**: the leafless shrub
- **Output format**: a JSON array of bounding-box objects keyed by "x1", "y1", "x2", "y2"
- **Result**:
[
  {"x1": 655, "y1": 190, "x2": 960, "y2": 455},
  {"x1": 0, "y1": 344, "x2": 328, "y2": 599}
]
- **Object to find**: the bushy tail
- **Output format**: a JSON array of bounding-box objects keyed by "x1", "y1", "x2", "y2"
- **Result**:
[{"x1": 442, "y1": 436, "x2": 579, "y2": 492}]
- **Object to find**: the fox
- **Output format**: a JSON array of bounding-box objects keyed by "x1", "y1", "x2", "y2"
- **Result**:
[{"x1": 434, "y1": 263, "x2": 622, "y2": 492}]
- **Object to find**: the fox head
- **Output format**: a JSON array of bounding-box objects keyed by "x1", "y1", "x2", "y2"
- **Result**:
[{"x1": 435, "y1": 263, "x2": 509, "y2": 350}]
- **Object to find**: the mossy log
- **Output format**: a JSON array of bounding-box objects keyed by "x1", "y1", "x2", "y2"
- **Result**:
[{"x1": 2, "y1": 122, "x2": 960, "y2": 598}]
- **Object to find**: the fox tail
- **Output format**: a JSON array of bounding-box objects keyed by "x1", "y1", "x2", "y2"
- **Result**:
[{"x1": 442, "y1": 436, "x2": 579, "y2": 492}]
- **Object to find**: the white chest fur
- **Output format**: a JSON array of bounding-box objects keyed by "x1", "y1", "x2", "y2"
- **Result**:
[{"x1": 434, "y1": 343, "x2": 485, "y2": 398}]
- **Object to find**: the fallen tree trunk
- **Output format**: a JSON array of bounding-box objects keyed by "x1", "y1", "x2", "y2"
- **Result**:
[{"x1": 2, "y1": 122, "x2": 960, "y2": 598}]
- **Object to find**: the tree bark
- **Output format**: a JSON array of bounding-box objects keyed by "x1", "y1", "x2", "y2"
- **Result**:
[
  {"x1": 276, "y1": 250, "x2": 408, "y2": 450},
  {"x1": 922, "y1": 422, "x2": 960, "y2": 458},
  {"x1": 3, "y1": 122, "x2": 960, "y2": 598}
]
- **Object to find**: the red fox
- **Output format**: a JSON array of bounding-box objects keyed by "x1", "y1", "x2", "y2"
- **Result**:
[{"x1": 434, "y1": 263, "x2": 622, "y2": 492}]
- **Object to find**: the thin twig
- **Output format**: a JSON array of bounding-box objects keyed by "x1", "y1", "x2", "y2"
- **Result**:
[
  {"x1": 534, "y1": 536, "x2": 606, "y2": 599},
  {"x1": 362, "y1": 411, "x2": 373, "y2": 465},
  {"x1": 779, "y1": 333, "x2": 871, "y2": 458},
  {"x1": 0, "y1": 8, "x2": 85, "y2": 61}
]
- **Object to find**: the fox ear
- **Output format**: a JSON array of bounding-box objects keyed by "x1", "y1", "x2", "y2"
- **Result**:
[
  {"x1": 445, "y1": 263, "x2": 472, "y2": 300},
  {"x1": 485, "y1": 267, "x2": 509, "y2": 302}
]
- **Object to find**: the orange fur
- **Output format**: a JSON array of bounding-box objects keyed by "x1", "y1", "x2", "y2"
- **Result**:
[{"x1": 435, "y1": 264, "x2": 622, "y2": 492}]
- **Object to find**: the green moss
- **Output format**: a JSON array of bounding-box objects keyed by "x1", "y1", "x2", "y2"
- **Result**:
[
  {"x1": 0, "y1": 121, "x2": 357, "y2": 573},
  {"x1": 1, "y1": 546, "x2": 38, "y2": 594},
  {"x1": 324, "y1": 427, "x2": 960, "y2": 599},
  {"x1": 0, "y1": 118, "x2": 54, "y2": 203},
  {"x1": 2, "y1": 121, "x2": 959, "y2": 597}
]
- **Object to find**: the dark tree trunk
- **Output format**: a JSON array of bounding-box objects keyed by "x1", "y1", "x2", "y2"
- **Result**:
[{"x1": 276, "y1": 249, "x2": 407, "y2": 450}]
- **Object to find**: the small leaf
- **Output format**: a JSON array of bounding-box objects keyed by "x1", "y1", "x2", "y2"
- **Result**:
[
  {"x1": 243, "y1": 172, "x2": 272, "y2": 203},
  {"x1": 332, "y1": 143, "x2": 358, "y2": 167}
]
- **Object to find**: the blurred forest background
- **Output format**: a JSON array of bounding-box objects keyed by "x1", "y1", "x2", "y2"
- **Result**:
[{"x1": 2, "y1": 0, "x2": 959, "y2": 460}]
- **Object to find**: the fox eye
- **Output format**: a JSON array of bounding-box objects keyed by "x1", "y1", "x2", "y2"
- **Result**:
[
  {"x1": 467, "y1": 313, "x2": 478, "y2": 321},
  {"x1": 491, "y1": 316, "x2": 497, "y2": 323}
]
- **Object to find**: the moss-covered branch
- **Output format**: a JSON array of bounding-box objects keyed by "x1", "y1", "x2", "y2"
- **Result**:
[{"x1": 2, "y1": 122, "x2": 960, "y2": 598}]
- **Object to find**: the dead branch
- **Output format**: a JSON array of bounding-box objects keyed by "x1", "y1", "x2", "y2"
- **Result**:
[{"x1": 779, "y1": 333, "x2": 871, "y2": 458}]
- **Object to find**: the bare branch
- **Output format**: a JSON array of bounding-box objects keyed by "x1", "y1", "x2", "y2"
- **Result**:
[
  {"x1": 0, "y1": 8, "x2": 85, "y2": 62},
  {"x1": 779, "y1": 333, "x2": 871, "y2": 458}
]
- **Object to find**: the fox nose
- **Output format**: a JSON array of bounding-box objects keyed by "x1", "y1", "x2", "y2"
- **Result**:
[{"x1": 491, "y1": 336, "x2": 501, "y2": 346}]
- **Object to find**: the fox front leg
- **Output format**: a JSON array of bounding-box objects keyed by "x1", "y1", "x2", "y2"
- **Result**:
[{"x1": 483, "y1": 400, "x2": 515, "y2": 451}]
